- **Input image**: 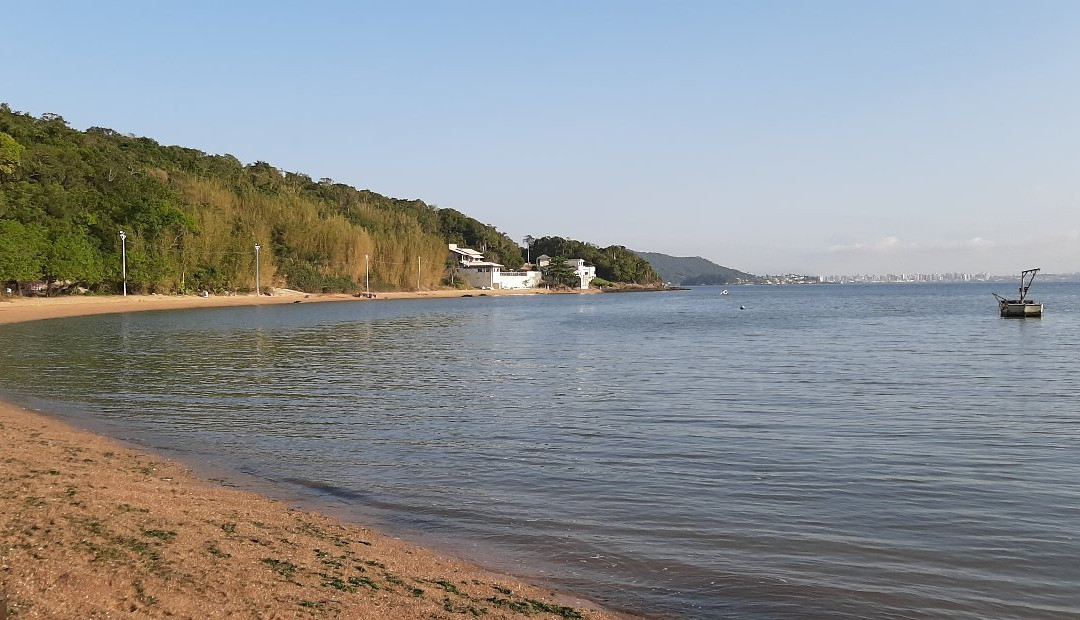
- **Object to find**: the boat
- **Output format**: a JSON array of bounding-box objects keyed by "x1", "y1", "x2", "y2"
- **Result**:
[
  {"x1": 992, "y1": 268, "x2": 1043, "y2": 318},
  {"x1": 720, "y1": 289, "x2": 729, "y2": 295}
]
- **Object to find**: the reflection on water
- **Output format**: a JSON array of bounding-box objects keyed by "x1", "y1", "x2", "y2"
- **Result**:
[{"x1": 1, "y1": 285, "x2": 1079, "y2": 618}]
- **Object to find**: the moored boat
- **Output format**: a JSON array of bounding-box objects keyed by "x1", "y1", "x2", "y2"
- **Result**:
[{"x1": 993, "y1": 268, "x2": 1043, "y2": 318}]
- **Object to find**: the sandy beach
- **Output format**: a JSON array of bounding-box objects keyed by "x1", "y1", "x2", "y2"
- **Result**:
[
  {"x1": 0, "y1": 287, "x2": 568, "y2": 326},
  {"x1": 0, "y1": 292, "x2": 617, "y2": 619}
]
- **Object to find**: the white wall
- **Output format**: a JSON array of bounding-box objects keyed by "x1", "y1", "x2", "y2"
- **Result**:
[
  {"x1": 498, "y1": 271, "x2": 541, "y2": 290},
  {"x1": 575, "y1": 266, "x2": 596, "y2": 289},
  {"x1": 458, "y1": 267, "x2": 541, "y2": 290},
  {"x1": 459, "y1": 266, "x2": 498, "y2": 289}
]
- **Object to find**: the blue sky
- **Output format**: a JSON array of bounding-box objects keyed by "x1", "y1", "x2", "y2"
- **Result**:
[{"x1": 3, "y1": 1, "x2": 1079, "y2": 275}]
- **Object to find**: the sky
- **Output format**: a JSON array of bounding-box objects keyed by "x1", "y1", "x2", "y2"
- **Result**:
[{"x1": 3, "y1": 1, "x2": 1079, "y2": 276}]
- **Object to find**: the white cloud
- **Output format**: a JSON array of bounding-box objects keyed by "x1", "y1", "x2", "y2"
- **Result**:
[
  {"x1": 930, "y1": 237, "x2": 995, "y2": 250},
  {"x1": 827, "y1": 236, "x2": 916, "y2": 254},
  {"x1": 827, "y1": 236, "x2": 996, "y2": 254}
]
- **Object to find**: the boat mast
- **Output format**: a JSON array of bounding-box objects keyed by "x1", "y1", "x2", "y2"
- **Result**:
[{"x1": 1019, "y1": 268, "x2": 1039, "y2": 302}]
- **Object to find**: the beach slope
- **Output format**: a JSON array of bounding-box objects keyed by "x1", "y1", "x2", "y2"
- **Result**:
[{"x1": 0, "y1": 295, "x2": 613, "y2": 618}]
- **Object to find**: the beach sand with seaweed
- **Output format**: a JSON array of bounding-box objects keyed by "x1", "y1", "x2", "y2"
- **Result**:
[{"x1": 0, "y1": 292, "x2": 616, "y2": 619}]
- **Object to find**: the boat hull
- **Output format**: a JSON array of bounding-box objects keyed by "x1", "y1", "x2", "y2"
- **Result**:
[{"x1": 999, "y1": 301, "x2": 1043, "y2": 318}]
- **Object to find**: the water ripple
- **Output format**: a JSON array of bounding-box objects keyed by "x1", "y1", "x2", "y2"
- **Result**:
[{"x1": 1, "y1": 284, "x2": 1079, "y2": 618}]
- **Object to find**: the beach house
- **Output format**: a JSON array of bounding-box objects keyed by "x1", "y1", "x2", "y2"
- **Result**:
[
  {"x1": 566, "y1": 259, "x2": 596, "y2": 289},
  {"x1": 535, "y1": 255, "x2": 597, "y2": 289},
  {"x1": 448, "y1": 244, "x2": 541, "y2": 290}
]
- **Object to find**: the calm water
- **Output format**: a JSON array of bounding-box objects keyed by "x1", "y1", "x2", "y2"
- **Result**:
[{"x1": 2, "y1": 284, "x2": 1079, "y2": 618}]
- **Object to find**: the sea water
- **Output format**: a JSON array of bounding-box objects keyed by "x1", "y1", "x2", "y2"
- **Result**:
[{"x1": 1, "y1": 284, "x2": 1078, "y2": 618}]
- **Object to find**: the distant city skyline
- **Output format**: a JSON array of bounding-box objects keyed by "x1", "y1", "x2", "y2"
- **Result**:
[{"x1": 2, "y1": 1, "x2": 1077, "y2": 276}]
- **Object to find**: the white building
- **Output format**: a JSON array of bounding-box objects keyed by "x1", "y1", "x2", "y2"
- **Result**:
[
  {"x1": 536, "y1": 254, "x2": 596, "y2": 289},
  {"x1": 449, "y1": 244, "x2": 541, "y2": 290},
  {"x1": 449, "y1": 244, "x2": 486, "y2": 266},
  {"x1": 566, "y1": 258, "x2": 596, "y2": 289}
]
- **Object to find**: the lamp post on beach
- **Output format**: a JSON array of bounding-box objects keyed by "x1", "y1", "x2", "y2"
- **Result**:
[
  {"x1": 254, "y1": 243, "x2": 261, "y2": 296},
  {"x1": 118, "y1": 230, "x2": 127, "y2": 296},
  {"x1": 365, "y1": 253, "x2": 370, "y2": 297}
]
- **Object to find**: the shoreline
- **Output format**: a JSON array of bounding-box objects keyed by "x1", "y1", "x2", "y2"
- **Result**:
[
  {"x1": 0, "y1": 287, "x2": 577, "y2": 326},
  {"x1": 0, "y1": 292, "x2": 623, "y2": 618}
]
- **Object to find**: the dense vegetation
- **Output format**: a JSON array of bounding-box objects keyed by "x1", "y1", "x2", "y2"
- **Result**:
[
  {"x1": 525, "y1": 236, "x2": 661, "y2": 285},
  {"x1": 633, "y1": 251, "x2": 756, "y2": 285},
  {"x1": 0, "y1": 104, "x2": 533, "y2": 294},
  {"x1": 439, "y1": 208, "x2": 524, "y2": 270}
]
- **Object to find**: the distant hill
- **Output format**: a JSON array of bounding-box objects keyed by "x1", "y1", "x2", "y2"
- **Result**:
[{"x1": 634, "y1": 251, "x2": 757, "y2": 285}]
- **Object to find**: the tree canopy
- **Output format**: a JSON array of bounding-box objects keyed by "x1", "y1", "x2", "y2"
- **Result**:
[
  {"x1": 0, "y1": 131, "x2": 24, "y2": 175},
  {"x1": 439, "y1": 208, "x2": 524, "y2": 269},
  {"x1": 541, "y1": 256, "x2": 578, "y2": 288},
  {"x1": 0, "y1": 103, "x2": 660, "y2": 294},
  {"x1": 527, "y1": 236, "x2": 661, "y2": 285},
  {"x1": 0, "y1": 105, "x2": 471, "y2": 293}
]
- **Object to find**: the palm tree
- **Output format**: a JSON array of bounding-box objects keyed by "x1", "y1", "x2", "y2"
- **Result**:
[{"x1": 523, "y1": 235, "x2": 535, "y2": 265}]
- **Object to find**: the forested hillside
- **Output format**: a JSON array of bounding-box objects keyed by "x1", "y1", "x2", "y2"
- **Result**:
[
  {"x1": 0, "y1": 104, "x2": 526, "y2": 294},
  {"x1": 634, "y1": 251, "x2": 757, "y2": 285},
  {"x1": 526, "y1": 236, "x2": 661, "y2": 285}
]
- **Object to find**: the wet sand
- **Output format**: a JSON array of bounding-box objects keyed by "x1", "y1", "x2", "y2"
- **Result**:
[{"x1": 0, "y1": 292, "x2": 617, "y2": 619}]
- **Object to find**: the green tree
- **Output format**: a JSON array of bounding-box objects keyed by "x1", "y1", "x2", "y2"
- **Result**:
[
  {"x1": 42, "y1": 222, "x2": 106, "y2": 294},
  {"x1": 542, "y1": 256, "x2": 577, "y2": 288},
  {"x1": 0, "y1": 131, "x2": 24, "y2": 175},
  {"x1": 0, "y1": 219, "x2": 45, "y2": 287}
]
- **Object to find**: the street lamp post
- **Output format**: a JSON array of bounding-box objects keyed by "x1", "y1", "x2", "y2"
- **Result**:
[
  {"x1": 365, "y1": 253, "x2": 370, "y2": 297},
  {"x1": 119, "y1": 230, "x2": 127, "y2": 296},
  {"x1": 254, "y1": 243, "x2": 261, "y2": 296}
]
